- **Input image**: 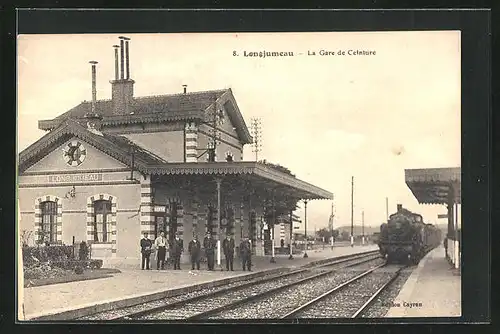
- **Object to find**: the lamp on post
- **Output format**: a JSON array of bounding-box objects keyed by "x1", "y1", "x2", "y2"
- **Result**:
[
  {"x1": 215, "y1": 177, "x2": 222, "y2": 271},
  {"x1": 303, "y1": 199, "x2": 309, "y2": 258},
  {"x1": 270, "y1": 190, "x2": 276, "y2": 263}
]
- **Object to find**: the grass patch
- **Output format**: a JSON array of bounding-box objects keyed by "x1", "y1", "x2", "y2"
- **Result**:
[{"x1": 24, "y1": 268, "x2": 121, "y2": 288}]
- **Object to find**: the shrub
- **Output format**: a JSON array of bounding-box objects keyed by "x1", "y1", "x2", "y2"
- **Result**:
[
  {"x1": 51, "y1": 259, "x2": 103, "y2": 270},
  {"x1": 74, "y1": 266, "x2": 84, "y2": 274},
  {"x1": 22, "y1": 245, "x2": 74, "y2": 265}
]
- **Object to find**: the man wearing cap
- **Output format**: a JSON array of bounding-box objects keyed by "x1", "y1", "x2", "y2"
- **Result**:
[
  {"x1": 222, "y1": 234, "x2": 235, "y2": 271},
  {"x1": 239, "y1": 236, "x2": 252, "y2": 271},
  {"x1": 188, "y1": 234, "x2": 201, "y2": 270},
  {"x1": 171, "y1": 233, "x2": 183, "y2": 270},
  {"x1": 140, "y1": 232, "x2": 153, "y2": 270},
  {"x1": 203, "y1": 232, "x2": 215, "y2": 271},
  {"x1": 154, "y1": 231, "x2": 168, "y2": 270}
]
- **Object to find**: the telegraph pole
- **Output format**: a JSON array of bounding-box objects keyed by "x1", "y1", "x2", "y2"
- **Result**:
[
  {"x1": 289, "y1": 209, "x2": 294, "y2": 260},
  {"x1": 385, "y1": 197, "x2": 389, "y2": 222},
  {"x1": 251, "y1": 117, "x2": 262, "y2": 161},
  {"x1": 362, "y1": 210, "x2": 365, "y2": 245},
  {"x1": 303, "y1": 200, "x2": 309, "y2": 258},
  {"x1": 350, "y1": 176, "x2": 354, "y2": 247},
  {"x1": 329, "y1": 201, "x2": 334, "y2": 249}
]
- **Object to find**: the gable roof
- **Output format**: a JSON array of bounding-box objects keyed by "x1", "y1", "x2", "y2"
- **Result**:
[
  {"x1": 38, "y1": 88, "x2": 253, "y2": 144},
  {"x1": 18, "y1": 120, "x2": 332, "y2": 200},
  {"x1": 19, "y1": 119, "x2": 167, "y2": 173}
]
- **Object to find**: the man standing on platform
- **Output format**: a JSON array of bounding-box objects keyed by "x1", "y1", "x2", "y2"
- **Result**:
[
  {"x1": 154, "y1": 231, "x2": 167, "y2": 270},
  {"x1": 140, "y1": 232, "x2": 153, "y2": 270},
  {"x1": 171, "y1": 233, "x2": 183, "y2": 270},
  {"x1": 222, "y1": 234, "x2": 235, "y2": 271},
  {"x1": 188, "y1": 235, "x2": 201, "y2": 270},
  {"x1": 240, "y1": 236, "x2": 252, "y2": 271},
  {"x1": 203, "y1": 232, "x2": 215, "y2": 271}
]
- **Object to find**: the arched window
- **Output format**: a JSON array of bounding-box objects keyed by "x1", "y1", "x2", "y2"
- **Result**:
[
  {"x1": 40, "y1": 201, "x2": 57, "y2": 244},
  {"x1": 93, "y1": 200, "x2": 112, "y2": 243}
]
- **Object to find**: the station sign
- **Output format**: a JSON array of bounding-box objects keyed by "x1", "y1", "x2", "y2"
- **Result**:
[
  {"x1": 48, "y1": 173, "x2": 102, "y2": 183},
  {"x1": 153, "y1": 206, "x2": 166, "y2": 213}
]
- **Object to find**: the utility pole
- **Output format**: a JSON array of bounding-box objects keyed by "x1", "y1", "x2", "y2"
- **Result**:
[
  {"x1": 250, "y1": 117, "x2": 262, "y2": 161},
  {"x1": 362, "y1": 210, "x2": 365, "y2": 246},
  {"x1": 351, "y1": 176, "x2": 354, "y2": 247},
  {"x1": 329, "y1": 200, "x2": 334, "y2": 249},
  {"x1": 288, "y1": 209, "x2": 294, "y2": 260},
  {"x1": 385, "y1": 197, "x2": 389, "y2": 222},
  {"x1": 303, "y1": 200, "x2": 309, "y2": 258}
]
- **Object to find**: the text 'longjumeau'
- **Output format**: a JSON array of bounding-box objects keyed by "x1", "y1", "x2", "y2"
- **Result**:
[{"x1": 233, "y1": 49, "x2": 377, "y2": 58}]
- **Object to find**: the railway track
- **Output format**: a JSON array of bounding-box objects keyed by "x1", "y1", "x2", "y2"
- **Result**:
[
  {"x1": 281, "y1": 264, "x2": 407, "y2": 319},
  {"x1": 79, "y1": 250, "x2": 380, "y2": 320}
]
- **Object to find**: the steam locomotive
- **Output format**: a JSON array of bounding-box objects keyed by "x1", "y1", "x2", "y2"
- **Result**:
[{"x1": 378, "y1": 204, "x2": 441, "y2": 264}]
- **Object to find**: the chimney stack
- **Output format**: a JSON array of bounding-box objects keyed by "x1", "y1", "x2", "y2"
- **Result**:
[
  {"x1": 397, "y1": 204, "x2": 403, "y2": 212},
  {"x1": 123, "y1": 37, "x2": 131, "y2": 80},
  {"x1": 85, "y1": 60, "x2": 103, "y2": 135},
  {"x1": 111, "y1": 36, "x2": 135, "y2": 115},
  {"x1": 183, "y1": 85, "x2": 187, "y2": 94},
  {"x1": 113, "y1": 45, "x2": 119, "y2": 80},
  {"x1": 119, "y1": 37, "x2": 125, "y2": 80},
  {"x1": 89, "y1": 60, "x2": 98, "y2": 114}
]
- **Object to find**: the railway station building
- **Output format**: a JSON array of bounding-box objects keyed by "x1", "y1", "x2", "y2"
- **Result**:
[
  {"x1": 405, "y1": 167, "x2": 461, "y2": 269},
  {"x1": 18, "y1": 37, "x2": 332, "y2": 262}
]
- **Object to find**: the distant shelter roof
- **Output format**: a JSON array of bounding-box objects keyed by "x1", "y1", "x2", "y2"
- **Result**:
[{"x1": 405, "y1": 167, "x2": 461, "y2": 205}]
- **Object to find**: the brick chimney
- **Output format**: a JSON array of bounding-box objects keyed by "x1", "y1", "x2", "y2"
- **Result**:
[
  {"x1": 110, "y1": 36, "x2": 135, "y2": 115},
  {"x1": 397, "y1": 204, "x2": 403, "y2": 212}
]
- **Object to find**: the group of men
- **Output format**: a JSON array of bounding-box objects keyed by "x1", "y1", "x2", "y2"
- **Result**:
[{"x1": 140, "y1": 232, "x2": 253, "y2": 271}]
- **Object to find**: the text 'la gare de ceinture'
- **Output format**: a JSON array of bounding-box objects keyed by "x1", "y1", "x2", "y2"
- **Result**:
[{"x1": 233, "y1": 49, "x2": 376, "y2": 58}]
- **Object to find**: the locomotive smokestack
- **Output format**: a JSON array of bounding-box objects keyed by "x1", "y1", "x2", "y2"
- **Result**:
[
  {"x1": 113, "y1": 45, "x2": 119, "y2": 80},
  {"x1": 397, "y1": 204, "x2": 403, "y2": 212}
]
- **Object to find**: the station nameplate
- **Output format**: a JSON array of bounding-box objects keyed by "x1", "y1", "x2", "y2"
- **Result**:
[
  {"x1": 153, "y1": 206, "x2": 166, "y2": 212},
  {"x1": 48, "y1": 173, "x2": 103, "y2": 183}
]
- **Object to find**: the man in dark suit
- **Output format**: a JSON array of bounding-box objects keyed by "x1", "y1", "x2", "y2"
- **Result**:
[
  {"x1": 140, "y1": 232, "x2": 153, "y2": 270},
  {"x1": 222, "y1": 234, "x2": 235, "y2": 271},
  {"x1": 239, "y1": 236, "x2": 252, "y2": 271},
  {"x1": 203, "y1": 232, "x2": 215, "y2": 271},
  {"x1": 171, "y1": 233, "x2": 183, "y2": 270},
  {"x1": 188, "y1": 235, "x2": 201, "y2": 270}
]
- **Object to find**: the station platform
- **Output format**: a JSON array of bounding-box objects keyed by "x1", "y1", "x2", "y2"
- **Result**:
[
  {"x1": 385, "y1": 245, "x2": 461, "y2": 318},
  {"x1": 22, "y1": 244, "x2": 377, "y2": 321}
]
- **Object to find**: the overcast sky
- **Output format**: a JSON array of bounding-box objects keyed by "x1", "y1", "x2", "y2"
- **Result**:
[{"x1": 17, "y1": 32, "x2": 461, "y2": 233}]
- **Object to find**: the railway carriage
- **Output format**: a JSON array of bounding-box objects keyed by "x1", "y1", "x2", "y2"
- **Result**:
[{"x1": 378, "y1": 204, "x2": 441, "y2": 264}]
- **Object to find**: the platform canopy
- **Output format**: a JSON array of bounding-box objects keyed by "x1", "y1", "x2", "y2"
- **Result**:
[
  {"x1": 149, "y1": 161, "x2": 333, "y2": 201},
  {"x1": 405, "y1": 167, "x2": 461, "y2": 205}
]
